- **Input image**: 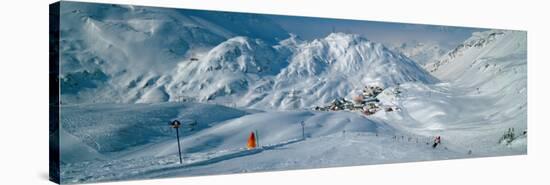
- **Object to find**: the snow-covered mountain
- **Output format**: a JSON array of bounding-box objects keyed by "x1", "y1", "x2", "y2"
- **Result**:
[
  {"x1": 157, "y1": 33, "x2": 436, "y2": 110},
  {"x1": 425, "y1": 29, "x2": 527, "y2": 110},
  {"x1": 241, "y1": 33, "x2": 437, "y2": 109},
  {"x1": 379, "y1": 29, "x2": 527, "y2": 156},
  {"x1": 391, "y1": 40, "x2": 448, "y2": 66},
  {"x1": 58, "y1": 2, "x2": 288, "y2": 104},
  {"x1": 426, "y1": 30, "x2": 517, "y2": 76},
  {"x1": 59, "y1": 2, "x2": 436, "y2": 110}
]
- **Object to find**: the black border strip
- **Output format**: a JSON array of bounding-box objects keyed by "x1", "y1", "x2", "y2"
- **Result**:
[{"x1": 49, "y1": 1, "x2": 61, "y2": 184}]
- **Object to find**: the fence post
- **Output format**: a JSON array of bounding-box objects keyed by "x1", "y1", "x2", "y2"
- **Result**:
[
  {"x1": 255, "y1": 130, "x2": 259, "y2": 147},
  {"x1": 300, "y1": 121, "x2": 305, "y2": 140}
]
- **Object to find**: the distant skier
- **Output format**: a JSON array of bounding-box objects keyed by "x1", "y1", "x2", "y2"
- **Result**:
[{"x1": 432, "y1": 136, "x2": 441, "y2": 148}]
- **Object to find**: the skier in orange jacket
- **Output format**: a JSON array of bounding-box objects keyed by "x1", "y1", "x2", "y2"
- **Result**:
[{"x1": 247, "y1": 132, "x2": 257, "y2": 149}]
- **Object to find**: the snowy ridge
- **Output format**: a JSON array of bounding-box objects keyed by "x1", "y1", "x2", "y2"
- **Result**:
[
  {"x1": 242, "y1": 33, "x2": 437, "y2": 110},
  {"x1": 426, "y1": 30, "x2": 527, "y2": 106},
  {"x1": 375, "y1": 30, "x2": 527, "y2": 157},
  {"x1": 59, "y1": 2, "x2": 287, "y2": 104},
  {"x1": 60, "y1": 2, "x2": 436, "y2": 110},
  {"x1": 164, "y1": 36, "x2": 287, "y2": 103},
  {"x1": 391, "y1": 40, "x2": 448, "y2": 66},
  {"x1": 426, "y1": 30, "x2": 507, "y2": 74}
]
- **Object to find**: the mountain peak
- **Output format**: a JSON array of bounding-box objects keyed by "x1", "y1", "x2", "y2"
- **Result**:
[
  {"x1": 322, "y1": 32, "x2": 369, "y2": 47},
  {"x1": 326, "y1": 32, "x2": 363, "y2": 40}
]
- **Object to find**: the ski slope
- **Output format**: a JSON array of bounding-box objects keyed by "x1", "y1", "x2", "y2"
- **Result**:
[{"x1": 60, "y1": 104, "x2": 466, "y2": 183}]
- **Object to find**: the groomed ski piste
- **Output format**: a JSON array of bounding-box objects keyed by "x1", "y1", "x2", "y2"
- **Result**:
[{"x1": 57, "y1": 2, "x2": 527, "y2": 184}]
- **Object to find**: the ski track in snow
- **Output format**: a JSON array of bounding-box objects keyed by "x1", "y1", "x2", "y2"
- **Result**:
[{"x1": 61, "y1": 132, "x2": 465, "y2": 184}]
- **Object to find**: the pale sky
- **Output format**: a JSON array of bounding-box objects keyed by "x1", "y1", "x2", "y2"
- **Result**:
[{"x1": 266, "y1": 14, "x2": 488, "y2": 49}]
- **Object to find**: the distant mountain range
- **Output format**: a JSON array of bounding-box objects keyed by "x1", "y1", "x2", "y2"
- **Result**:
[{"x1": 58, "y1": 2, "x2": 525, "y2": 112}]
